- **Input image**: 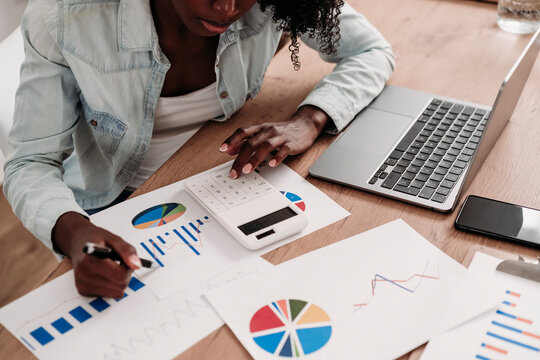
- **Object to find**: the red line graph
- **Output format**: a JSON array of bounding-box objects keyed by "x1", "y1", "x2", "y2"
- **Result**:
[
  {"x1": 369, "y1": 272, "x2": 440, "y2": 296},
  {"x1": 353, "y1": 261, "x2": 439, "y2": 309}
]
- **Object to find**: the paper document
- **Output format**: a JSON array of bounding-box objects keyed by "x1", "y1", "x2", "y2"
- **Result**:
[
  {"x1": 421, "y1": 252, "x2": 540, "y2": 360},
  {"x1": 205, "y1": 219, "x2": 498, "y2": 359},
  {"x1": 0, "y1": 258, "x2": 272, "y2": 360},
  {"x1": 90, "y1": 162, "x2": 350, "y2": 299}
]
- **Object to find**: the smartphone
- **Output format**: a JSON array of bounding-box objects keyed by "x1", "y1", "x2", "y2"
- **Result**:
[{"x1": 455, "y1": 195, "x2": 540, "y2": 248}]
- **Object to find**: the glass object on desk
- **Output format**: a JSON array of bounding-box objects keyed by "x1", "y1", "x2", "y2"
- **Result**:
[{"x1": 497, "y1": 0, "x2": 540, "y2": 33}]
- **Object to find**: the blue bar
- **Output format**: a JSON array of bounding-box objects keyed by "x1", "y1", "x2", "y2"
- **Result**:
[
  {"x1": 69, "y1": 306, "x2": 92, "y2": 323},
  {"x1": 149, "y1": 239, "x2": 165, "y2": 255},
  {"x1": 190, "y1": 222, "x2": 200, "y2": 233},
  {"x1": 140, "y1": 242, "x2": 164, "y2": 267},
  {"x1": 51, "y1": 317, "x2": 73, "y2": 334},
  {"x1": 20, "y1": 336, "x2": 35, "y2": 351},
  {"x1": 197, "y1": 219, "x2": 203, "y2": 225},
  {"x1": 492, "y1": 320, "x2": 523, "y2": 334},
  {"x1": 204, "y1": 216, "x2": 209, "y2": 220},
  {"x1": 173, "y1": 229, "x2": 200, "y2": 255},
  {"x1": 114, "y1": 293, "x2": 128, "y2": 302},
  {"x1": 476, "y1": 355, "x2": 490, "y2": 360},
  {"x1": 165, "y1": 232, "x2": 169, "y2": 236},
  {"x1": 502, "y1": 301, "x2": 512, "y2": 306},
  {"x1": 486, "y1": 332, "x2": 540, "y2": 352},
  {"x1": 157, "y1": 235, "x2": 166, "y2": 244},
  {"x1": 182, "y1": 225, "x2": 198, "y2": 242},
  {"x1": 128, "y1": 277, "x2": 145, "y2": 292},
  {"x1": 30, "y1": 327, "x2": 54, "y2": 346},
  {"x1": 89, "y1": 298, "x2": 110, "y2": 312},
  {"x1": 496, "y1": 309, "x2": 517, "y2": 320}
]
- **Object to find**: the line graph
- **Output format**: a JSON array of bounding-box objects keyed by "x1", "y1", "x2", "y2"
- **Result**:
[
  {"x1": 353, "y1": 260, "x2": 439, "y2": 311},
  {"x1": 100, "y1": 268, "x2": 264, "y2": 360},
  {"x1": 102, "y1": 297, "x2": 211, "y2": 360}
]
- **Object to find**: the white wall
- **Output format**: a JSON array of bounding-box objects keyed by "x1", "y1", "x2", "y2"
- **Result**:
[
  {"x1": 0, "y1": 0, "x2": 28, "y2": 184},
  {"x1": 0, "y1": 0, "x2": 28, "y2": 41}
]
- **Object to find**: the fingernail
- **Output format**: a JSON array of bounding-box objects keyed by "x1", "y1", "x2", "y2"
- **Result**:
[
  {"x1": 219, "y1": 144, "x2": 228, "y2": 152},
  {"x1": 269, "y1": 159, "x2": 277, "y2": 167},
  {"x1": 129, "y1": 255, "x2": 142, "y2": 268},
  {"x1": 230, "y1": 169, "x2": 238, "y2": 179},
  {"x1": 242, "y1": 163, "x2": 252, "y2": 174}
]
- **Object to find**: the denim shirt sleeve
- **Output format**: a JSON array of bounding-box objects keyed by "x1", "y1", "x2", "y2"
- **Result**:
[
  {"x1": 3, "y1": 2, "x2": 87, "y2": 251},
  {"x1": 298, "y1": 2, "x2": 395, "y2": 134}
]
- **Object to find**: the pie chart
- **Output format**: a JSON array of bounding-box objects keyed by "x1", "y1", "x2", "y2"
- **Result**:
[
  {"x1": 132, "y1": 203, "x2": 186, "y2": 229},
  {"x1": 249, "y1": 299, "x2": 332, "y2": 357},
  {"x1": 281, "y1": 191, "x2": 306, "y2": 212}
]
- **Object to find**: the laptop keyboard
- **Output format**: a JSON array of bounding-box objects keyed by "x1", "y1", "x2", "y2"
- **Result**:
[{"x1": 368, "y1": 99, "x2": 490, "y2": 204}]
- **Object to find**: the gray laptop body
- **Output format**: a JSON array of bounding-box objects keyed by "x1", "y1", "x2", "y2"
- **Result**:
[{"x1": 309, "y1": 28, "x2": 540, "y2": 212}]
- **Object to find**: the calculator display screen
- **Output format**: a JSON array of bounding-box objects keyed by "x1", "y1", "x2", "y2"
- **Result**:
[{"x1": 238, "y1": 207, "x2": 297, "y2": 236}]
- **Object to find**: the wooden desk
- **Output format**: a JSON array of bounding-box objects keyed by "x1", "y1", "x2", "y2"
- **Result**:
[{"x1": 2, "y1": 0, "x2": 539, "y2": 358}]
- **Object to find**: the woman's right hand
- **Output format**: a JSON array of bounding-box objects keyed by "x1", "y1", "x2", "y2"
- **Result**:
[{"x1": 52, "y1": 212, "x2": 140, "y2": 298}]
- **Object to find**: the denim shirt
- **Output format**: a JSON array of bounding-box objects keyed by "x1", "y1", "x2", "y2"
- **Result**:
[{"x1": 3, "y1": 0, "x2": 394, "y2": 250}]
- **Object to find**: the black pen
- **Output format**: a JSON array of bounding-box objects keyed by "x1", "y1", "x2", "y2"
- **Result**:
[{"x1": 83, "y1": 242, "x2": 158, "y2": 269}]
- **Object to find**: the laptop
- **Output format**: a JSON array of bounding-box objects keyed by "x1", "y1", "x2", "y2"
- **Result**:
[{"x1": 309, "y1": 28, "x2": 540, "y2": 212}]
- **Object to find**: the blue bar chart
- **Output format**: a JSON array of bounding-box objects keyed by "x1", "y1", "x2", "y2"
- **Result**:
[
  {"x1": 22, "y1": 276, "x2": 146, "y2": 349},
  {"x1": 475, "y1": 289, "x2": 540, "y2": 360},
  {"x1": 139, "y1": 216, "x2": 209, "y2": 267}
]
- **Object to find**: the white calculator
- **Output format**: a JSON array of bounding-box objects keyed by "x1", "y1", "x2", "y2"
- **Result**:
[{"x1": 185, "y1": 167, "x2": 308, "y2": 250}]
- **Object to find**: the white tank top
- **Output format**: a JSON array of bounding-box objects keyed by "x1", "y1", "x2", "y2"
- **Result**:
[{"x1": 128, "y1": 82, "x2": 223, "y2": 190}]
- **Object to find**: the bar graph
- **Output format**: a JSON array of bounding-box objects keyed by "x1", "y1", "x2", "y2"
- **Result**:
[
  {"x1": 139, "y1": 216, "x2": 209, "y2": 267},
  {"x1": 21, "y1": 276, "x2": 145, "y2": 350},
  {"x1": 475, "y1": 289, "x2": 540, "y2": 359}
]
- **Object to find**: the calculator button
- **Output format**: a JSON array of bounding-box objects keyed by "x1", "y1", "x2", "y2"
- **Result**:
[
  {"x1": 185, "y1": 181, "x2": 203, "y2": 191},
  {"x1": 193, "y1": 187, "x2": 212, "y2": 199},
  {"x1": 249, "y1": 189, "x2": 263, "y2": 198},
  {"x1": 244, "y1": 172, "x2": 269, "y2": 188},
  {"x1": 229, "y1": 188, "x2": 246, "y2": 200},
  {"x1": 237, "y1": 194, "x2": 250, "y2": 202},
  {"x1": 211, "y1": 204, "x2": 227, "y2": 213},
  {"x1": 241, "y1": 182, "x2": 257, "y2": 192},
  {"x1": 201, "y1": 177, "x2": 220, "y2": 191}
]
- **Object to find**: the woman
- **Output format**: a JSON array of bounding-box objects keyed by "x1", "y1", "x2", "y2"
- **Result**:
[{"x1": 4, "y1": 0, "x2": 394, "y2": 298}]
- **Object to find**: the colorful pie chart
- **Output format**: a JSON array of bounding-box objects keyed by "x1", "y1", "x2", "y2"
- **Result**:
[
  {"x1": 132, "y1": 203, "x2": 186, "y2": 229},
  {"x1": 249, "y1": 299, "x2": 332, "y2": 357},
  {"x1": 280, "y1": 191, "x2": 306, "y2": 212}
]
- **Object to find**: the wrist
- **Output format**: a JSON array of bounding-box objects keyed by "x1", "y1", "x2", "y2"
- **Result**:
[
  {"x1": 52, "y1": 212, "x2": 91, "y2": 260},
  {"x1": 295, "y1": 105, "x2": 330, "y2": 134}
]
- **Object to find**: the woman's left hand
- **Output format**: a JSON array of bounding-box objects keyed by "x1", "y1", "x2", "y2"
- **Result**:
[{"x1": 220, "y1": 105, "x2": 329, "y2": 179}]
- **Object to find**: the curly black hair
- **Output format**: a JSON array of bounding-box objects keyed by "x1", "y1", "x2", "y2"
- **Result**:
[{"x1": 258, "y1": 0, "x2": 345, "y2": 70}]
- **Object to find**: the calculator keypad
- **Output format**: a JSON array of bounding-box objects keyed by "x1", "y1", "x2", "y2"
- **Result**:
[{"x1": 185, "y1": 168, "x2": 274, "y2": 213}]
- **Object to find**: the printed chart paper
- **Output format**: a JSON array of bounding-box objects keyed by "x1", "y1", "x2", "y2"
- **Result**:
[
  {"x1": 205, "y1": 219, "x2": 499, "y2": 360},
  {"x1": 421, "y1": 252, "x2": 540, "y2": 360},
  {"x1": 0, "y1": 258, "x2": 272, "y2": 360},
  {"x1": 91, "y1": 162, "x2": 350, "y2": 299}
]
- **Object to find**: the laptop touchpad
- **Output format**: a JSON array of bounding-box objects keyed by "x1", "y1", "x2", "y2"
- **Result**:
[{"x1": 338, "y1": 108, "x2": 414, "y2": 156}]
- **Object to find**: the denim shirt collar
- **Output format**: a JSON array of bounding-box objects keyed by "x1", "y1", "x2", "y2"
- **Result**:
[{"x1": 118, "y1": 0, "x2": 156, "y2": 52}]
